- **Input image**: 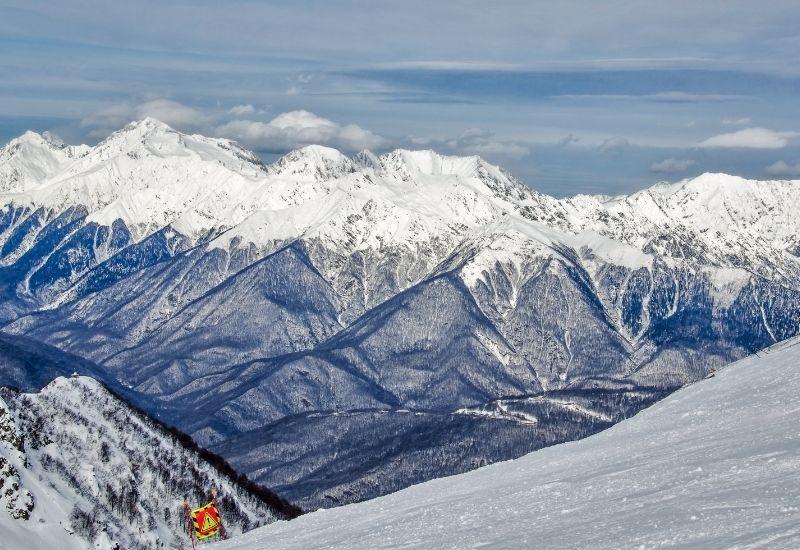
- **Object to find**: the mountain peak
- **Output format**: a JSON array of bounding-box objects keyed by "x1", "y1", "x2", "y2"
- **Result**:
[
  {"x1": 650, "y1": 172, "x2": 786, "y2": 199},
  {"x1": 266, "y1": 144, "x2": 355, "y2": 180},
  {"x1": 379, "y1": 149, "x2": 497, "y2": 180},
  {"x1": 376, "y1": 148, "x2": 534, "y2": 202},
  {"x1": 90, "y1": 117, "x2": 178, "y2": 153},
  {"x1": 295, "y1": 143, "x2": 348, "y2": 159},
  {"x1": 353, "y1": 149, "x2": 381, "y2": 170},
  {"x1": 0, "y1": 130, "x2": 90, "y2": 193},
  {"x1": 15, "y1": 130, "x2": 47, "y2": 144},
  {"x1": 125, "y1": 116, "x2": 175, "y2": 133},
  {"x1": 5, "y1": 130, "x2": 65, "y2": 151},
  {"x1": 684, "y1": 172, "x2": 749, "y2": 188},
  {"x1": 380, "y1": 149, "x2": 445, "y2": 174}
]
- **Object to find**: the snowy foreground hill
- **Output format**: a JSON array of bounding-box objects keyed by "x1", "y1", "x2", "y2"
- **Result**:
[
  {"x1": 1, "y1": 119, "x2": 800, "y2": 507},
  {"x1": 210, "y1": 336, "x2": 800, "y2": 550},
  {"x1": 0, "y1": 374, "x2": 300, "y2": 550}
]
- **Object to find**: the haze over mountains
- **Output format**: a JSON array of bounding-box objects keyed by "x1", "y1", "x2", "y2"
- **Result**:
[{"x1": 1, "y1": 118, "x2": 799, "y2": 508}]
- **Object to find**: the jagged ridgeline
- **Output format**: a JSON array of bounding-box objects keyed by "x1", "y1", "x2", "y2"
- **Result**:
[
  {"x1": 1, "y1": 119, "x2": 799, "y2": 509},
  {"x1": 0, "y1": 375, "x2": 301, "y2": 550}
]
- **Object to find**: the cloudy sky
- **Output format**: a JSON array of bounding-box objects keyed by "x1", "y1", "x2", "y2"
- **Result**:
[{"x1": 2, "y1": 0, "x2": 799, "y2": 195}]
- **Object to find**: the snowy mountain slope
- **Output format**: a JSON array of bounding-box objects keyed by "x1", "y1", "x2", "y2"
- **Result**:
[
  {"x1": 0, "y1": 131, "x2": 89, "y2": 194},
  {"x1": 0, "y1": 375, "x2": 300, "y2": 550},
  {"x1": 18, "y1": 118, "x2": 268, "y2": 240},
  {"x1": 2, "y1": 119, "x2": 800, "y2": 510},
  {"x1": 101, "y1": 243, "x2": 344, "y2": 399},
  {"x1": 561, "y1": 173, "x2": 800, "y2": 285},
  {"x1": 0, "y1": 119, "x2": 273, "y2": 318},
  {"x1": 211, "y1": 336, "x2": 800, "y2": 550}
]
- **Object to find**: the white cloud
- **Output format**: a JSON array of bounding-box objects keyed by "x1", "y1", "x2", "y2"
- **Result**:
[
  {"x1": 553, "y1": 92, "x2": 749, "y2": 103},
  {"x1": 229, "y1": 104, "x2": 256, "y2": 116},
  {"x1": 136, "y1": 99, "x2": 209, "y2": 128},
  {"x1": 765, "y1": 160, "x2": 800, "y2": 177},
  {"x1": 598, "y1": 136, "x2": 630, "y2": 152},
  {"x1": 461, "y1": 140, "x2": 530, "y2": 159},
  {"x1": 407, "y1": 128, "x2": 529, "y2": 160},
  {"x1": 215, "y1": 110, "x2": 386, "y2": 152},
  {"x1": 448, "y1": 128, "x2": 529, "y2": 160},
  {"x1": 409, "y1": 135, "x2": 434, "y2": 146},
  {"x1": 556, "y1": 133, "x2": 579, "y2": 147},
  {"x1": 81, "y1": 100, "x2": 386, "y2": 153},
  {"x1": 647, "y1": 92, "x2": 750, "y2": 103},
  {"x1": 722, "y1": 117, "x2": 751, "y2": 126},
  {"x1": 650, "y1": 158, "x2": 696, "y2": 173},
  {"x1": 285, "y1": 73, "x2": 316, "y2": 95},
  {"x1": 81, "y1": 99, "x2": 209, "y2": 137},
  {"x1": 698, "y1": 127, "x2": 799, "y2": 149},
  {"x1": 371, "y1": 61, "x2": 524, "y2": 71}
]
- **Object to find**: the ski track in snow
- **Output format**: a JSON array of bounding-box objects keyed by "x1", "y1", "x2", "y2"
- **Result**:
[{"x1": 211, "y1": 337, "x2": 800, "y2": 550}]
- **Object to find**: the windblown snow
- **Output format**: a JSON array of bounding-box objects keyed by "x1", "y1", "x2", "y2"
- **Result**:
[{"x1": 211, "y1": 336, "x2": 800, "y2": 549}]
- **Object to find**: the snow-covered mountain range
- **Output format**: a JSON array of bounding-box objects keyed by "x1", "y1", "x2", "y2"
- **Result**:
[
  {"x1": 1, "y1": 118, "x2": 799, "y2": 507},
  {"x1": 208, "y1": 335, "x2": 800, "y2": 549}
]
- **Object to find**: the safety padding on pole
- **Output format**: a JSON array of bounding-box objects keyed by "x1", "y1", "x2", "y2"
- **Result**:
[{"x1": 190, "y1": 501, "x2": 222, "y2": 540}]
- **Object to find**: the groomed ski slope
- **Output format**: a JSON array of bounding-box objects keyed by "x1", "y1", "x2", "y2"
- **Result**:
[{"x1": 211, "y1": 337, "x2": 800, "y2": 549}]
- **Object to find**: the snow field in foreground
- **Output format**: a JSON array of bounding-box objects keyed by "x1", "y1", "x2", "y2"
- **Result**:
[{"x1": 212, "y1": 337, "x2": 800, "y2": 549}]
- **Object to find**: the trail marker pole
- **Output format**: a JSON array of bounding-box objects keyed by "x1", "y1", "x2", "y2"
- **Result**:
[
  {"x1": 210, "y1": 488, "x2": 228, "y2": 540},
  {"x1": 182, "y1": 500, "x2": 197, "y2": 550}
]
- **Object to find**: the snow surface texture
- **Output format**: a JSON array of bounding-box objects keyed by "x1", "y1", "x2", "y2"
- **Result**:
[
  {"x1": 2, "y1": 119, "x2": 800, "y2": 508},
  {"x1": 0, "y1": 375, "x2": 289, "y2": 550},
  {"x1": 211, "y1": 336, "x2": 800, "y2": 550}
]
